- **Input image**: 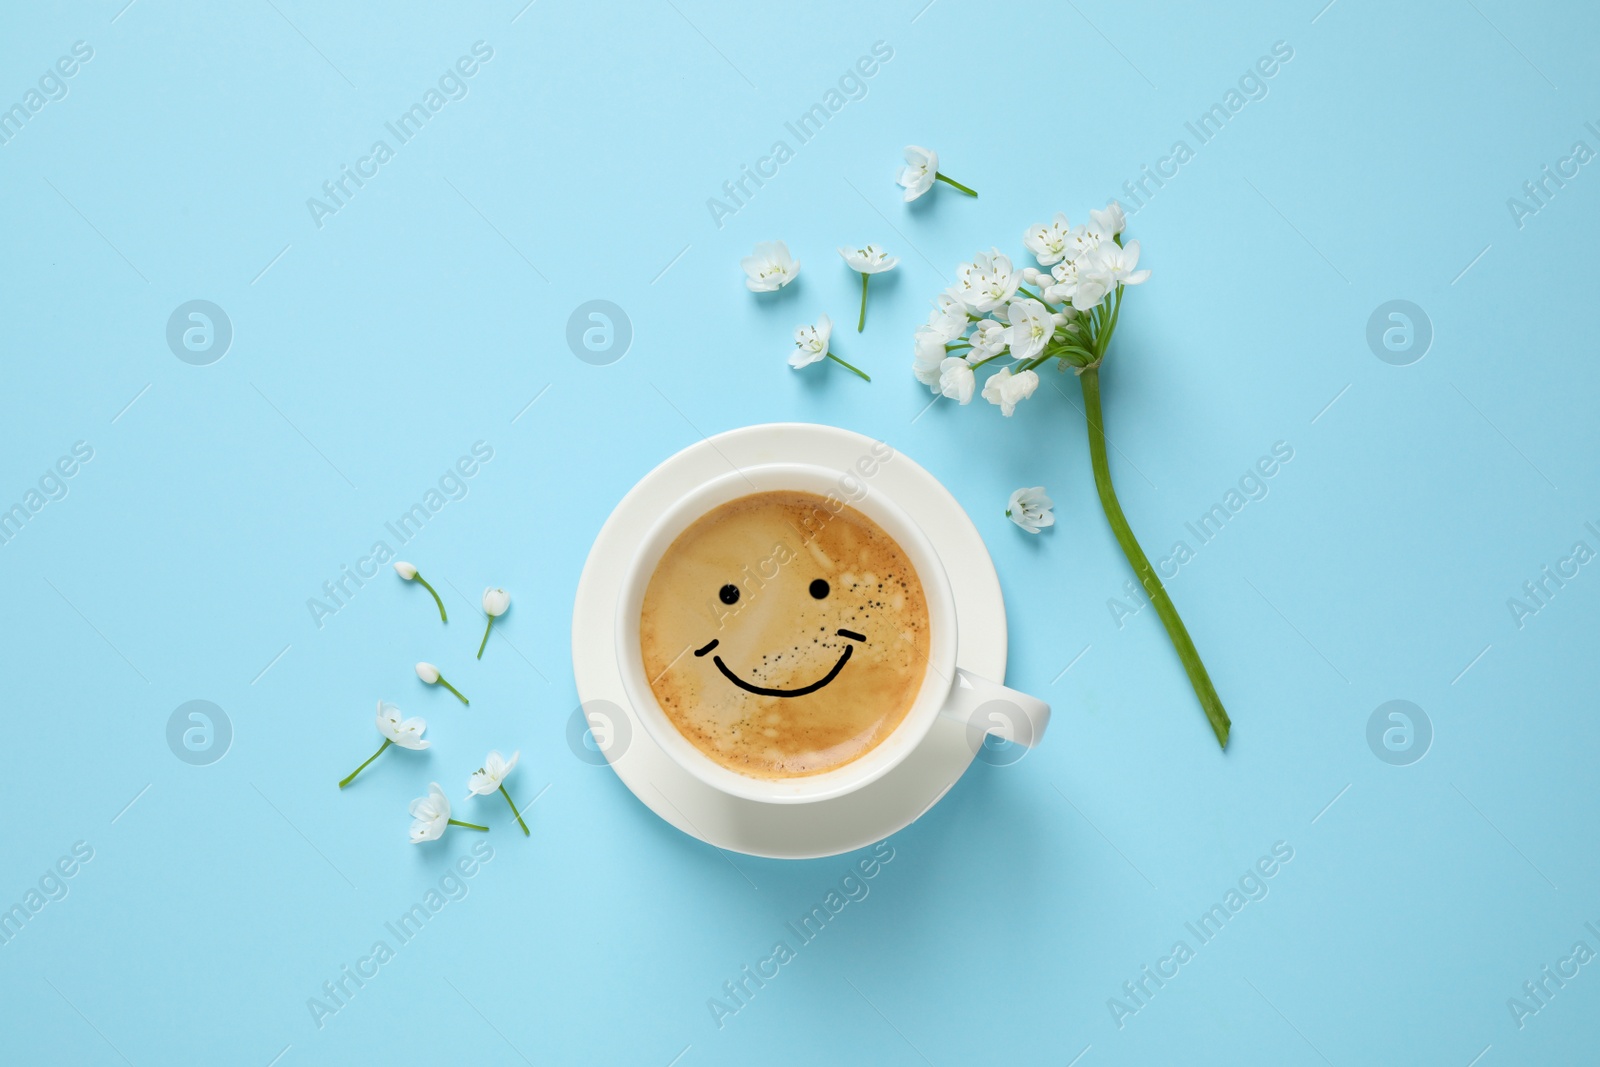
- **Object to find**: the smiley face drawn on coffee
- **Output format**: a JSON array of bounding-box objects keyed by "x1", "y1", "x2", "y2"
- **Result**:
[
  {"x1": 691, "y1": 578, "x2": 868, "y2": 697},
  {"x1": 639, "y1": 491, "x2": 932, "y2": 779}
]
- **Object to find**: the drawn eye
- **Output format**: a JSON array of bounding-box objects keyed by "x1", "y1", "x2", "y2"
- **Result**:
[
  {"x1": 809, "y1": 579, "x2": 830, "y2": 599},
  {"x1": 719, "y1": 584, "x2": 740, "y2": 605}
]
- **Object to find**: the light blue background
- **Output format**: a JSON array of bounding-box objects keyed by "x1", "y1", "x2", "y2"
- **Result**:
[{"x1": 3, "y1": 0, "x2": 1597, "y2": 1063}]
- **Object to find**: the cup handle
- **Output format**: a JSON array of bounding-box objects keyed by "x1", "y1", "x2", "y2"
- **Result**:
[{"x1": 936, "y1": 668, "x2": 1051, "y2": 749}]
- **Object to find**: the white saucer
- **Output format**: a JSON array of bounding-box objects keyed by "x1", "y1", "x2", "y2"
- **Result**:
[{"x1": 571, "y1": 422, "x2": 1008, "y2": 859}]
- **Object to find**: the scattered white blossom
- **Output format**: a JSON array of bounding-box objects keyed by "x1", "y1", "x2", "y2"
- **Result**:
[
  {"x1": 467, "y1": 750, "x2": 529, "y2": 836},
  {"x1": 741, "y1": 241, "x2": 800, "y2": 292},
  {"x1": 1006, "y1": 487, "x2": 1055, "y2": 534},
  {"x1": 897, "y1": 145, "x2": 939, "y2": 201},
  {"x1": 790, "y1": 314, "x2": 833, "y2": 369},
  {"x1": 477, "y1": 588, "x2": 510, "y2": 660},
  {"x1": 838, "y1": 244, "x2": 898, "y2": 274},
  {"x1": 415, "y1": 661, "x2": 468, "y2": 705}
]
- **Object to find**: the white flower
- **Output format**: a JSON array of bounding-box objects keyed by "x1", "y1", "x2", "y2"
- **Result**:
[
  {"x1": 953, "y1": 249, "x2": 1021, "y2": 313},
  {"x1": 339, "y1": 701, "x2": 429, "y2": 788},
  {"x1": 938, "y1": 357, "x2": 975, "y2": 404},
  {"x1": 1002, "y1": 299, "x2": 1054, "y2": 362},
  {"x1": 925, "y1": 294, "x2": 968, "y2": 341},
  {"x1": 1006, "y1": 486, "x2": 1055, "y2": 533},
  {"x1": 468, "y1": 750, "x2": 520, "y2": 796},
  {"x1": 967, "y1": 319, "x2": 1008, "y2": 362},
  {"x1": 1088, "y1": 201, "x2": 1126, "y2": 239},
  {"x1": 791, "y1": 314, "x2": 833, "y2": 369},
  {"x1": 1095, "y1": 239, "x2": 1151, "y2": 287},
  {"x1": 897, "y1": 145, "x2": 938, "y2": 201},
  {"x1": 394, "y1": 561, "x2": 446, "y2": 621},
  {"x1": 1072, "y1": 269, "x2": 1113, "y2": 311},
  {"x1": 476, "y1": 588, "x2": 510, "y2": 660},
  {"x1": 913, "y1": 330, "x2": 947, "y2": 391},
  {"x1": 376, "y1": 701, "x2": 429, "y2": 751},
  {"x1": 838, "y1": 244, "x2": 898, "y2": 274},
  {"x1": 468, "y1": 750, "x2": 530, "y2": 836},
  {"x1": 1023, "y1": 213, "x2": 1075, "y2": 266},
  {"x1": 982, "y1": 367, "x2": 1040, "y2": 417},
  {"x1": 1062, "y1": 226, "x2": 1102, "y2": 265},
  {"x1": 741, "y1": 241, "x2": 800, "y2": 292},
  {"x1": 415, "y1": 662, "x2": 469, "y2": 705},
  {"x1": 408, "y1": 783, "x2": 452, "y2": 843}
]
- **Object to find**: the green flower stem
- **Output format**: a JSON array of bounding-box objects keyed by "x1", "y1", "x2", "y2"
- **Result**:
[
  {"x1": 499, "y1": 784, "x2": 529, "y2": 836},
  {"x1": 1079, "y1": 367, "x2": 1230, "y2": 749},
  {"x1": 1096, "y1": 287, "x2": 1124, "y2": 358},
  {"x1": 857, "y1": 272, "x2": 869, "y2": 332},
  {"x1": 448, "y1": 819, "x2": 489, "y2": 832},
  {"x1": 826, "y1": 353, "x2": 871, "y2": 382},
  {"x1": 968, "y1": 352, "x2": 1007, "y2": 371},
  {"x1": 934, "y1": 172, "x2": 978, "y2": 197},
  {"x1": 338, "y1": 739, "x2": 391, "y2": 788},
  {"x1": 414, "y1": 574, "x2": 447, "y2": 622},
  {"x1": 437, "y1": 674, "x2": 469, "y2": 706},
  {"x1": 476, "y1": 616, "x2": 494, "y2": 659}
]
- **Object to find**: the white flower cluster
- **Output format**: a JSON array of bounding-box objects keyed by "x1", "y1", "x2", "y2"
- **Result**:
[{"x1": 912, "y1": 201, "x2": 1149, "y2": 417}]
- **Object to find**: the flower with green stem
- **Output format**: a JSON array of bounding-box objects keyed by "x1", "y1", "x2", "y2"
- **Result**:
[
  {"x1": 838, "y1": 244, "x2": 899, "y2": 331},
  {"x1": 910, "y1": 207, "x2": 1230, "y2": 748},
  {"x1": 790, "y1": 314, "x2": 870, "y2": 381},
  {"x1": 415, "y1": 661, "x2": 468, "y2": 705},
  {"x1": 468, "y1": 750, "x2": 528, "y2": 836},
  {"x1": 339, "y1": 702, "x2": 429, "y2": 788},
  {"x1": 394, "y1": 561, "x2": 447, "y2": 622},
  {"x1": 409, "y1": 782, "x2": 488, "y2": 843},
  {"x1": 897, "y1": 145, "x2": 978, "y2": 201},
  {"x1": 477, "y1": 587, "x2": 509, "y2": 659}
]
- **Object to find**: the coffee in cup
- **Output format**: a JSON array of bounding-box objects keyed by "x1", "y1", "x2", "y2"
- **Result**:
[{"x1": 639, "y1": 490, "x2": 931, "y2": 779}]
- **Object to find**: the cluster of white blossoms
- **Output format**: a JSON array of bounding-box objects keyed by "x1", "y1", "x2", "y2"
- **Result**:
[{"x1": 912, "y1": 201, "x2": 1149, "y2": 417}]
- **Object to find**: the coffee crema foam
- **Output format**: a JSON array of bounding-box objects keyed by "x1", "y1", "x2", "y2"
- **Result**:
[{"x1": 640, "y1": 491, "x2": 931, "y2": 779}]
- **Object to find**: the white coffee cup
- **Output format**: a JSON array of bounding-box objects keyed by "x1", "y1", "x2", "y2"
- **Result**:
[{"x1": 615, "y1": 462, "x2": 1050, "y2": 805}]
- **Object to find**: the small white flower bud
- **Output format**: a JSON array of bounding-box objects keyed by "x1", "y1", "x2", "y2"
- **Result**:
[{"x1": 482, "y1": 588, "x2": 510, "y2": 617}]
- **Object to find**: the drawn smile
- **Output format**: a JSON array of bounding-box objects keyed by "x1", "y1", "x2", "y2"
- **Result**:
[{"x1": 694, "y1": 629, "x2": 866, "y2": 698}]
